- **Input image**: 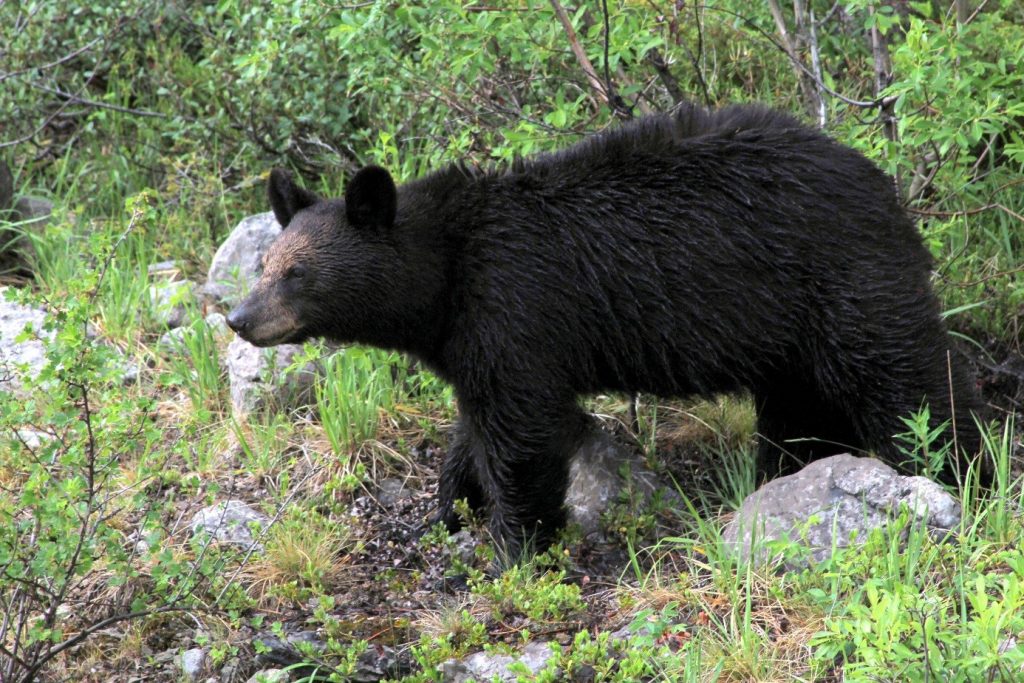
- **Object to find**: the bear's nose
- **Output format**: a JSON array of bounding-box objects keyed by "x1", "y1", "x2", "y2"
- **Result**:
[{"x1": 226, "y1": 308, "x2": 249, "y2": 334}]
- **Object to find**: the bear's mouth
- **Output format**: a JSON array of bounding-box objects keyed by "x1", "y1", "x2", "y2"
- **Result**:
[{"x1": 243, "y1": 326, "x2": 309, "y2": 348}]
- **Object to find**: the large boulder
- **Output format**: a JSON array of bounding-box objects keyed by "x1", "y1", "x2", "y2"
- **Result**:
[
  {"x1": 722, "y1": 453, "x2": 961, "y2": 566},
  {"x1": 204, "y1": 212, "x2": 281, "y2": 305}
]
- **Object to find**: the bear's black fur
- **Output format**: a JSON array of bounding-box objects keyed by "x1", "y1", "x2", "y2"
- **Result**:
[{"x1": 228, "y1": 102, "x2": 986, "y2": 558}]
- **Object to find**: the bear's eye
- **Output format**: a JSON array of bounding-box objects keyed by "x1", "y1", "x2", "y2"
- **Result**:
[{"x1": 286, "y1": 265, "x2": 307, "y2": 280}]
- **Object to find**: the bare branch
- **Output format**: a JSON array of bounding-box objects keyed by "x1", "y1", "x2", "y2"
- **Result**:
[
  {"x1": 0, "y1": 35, "x2": 104, "y2": 83},
  {"x1": 807, "y1": 7, "x2": 827, "y2": 127},
  {"x1": 548, "y1": 0, "x2": 606, "y2": 103},
  {"x1": 26, "y1": 81, "x2": 168, "y2": 119},
  {"x1": 548, "y1": 0, "x2": 631, "y2": 119},
  {"x1": 647, "y1": 48, "x2": 686, "y2": 105}
]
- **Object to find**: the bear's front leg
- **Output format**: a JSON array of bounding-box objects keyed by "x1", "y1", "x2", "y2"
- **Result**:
[
  {"x1": 465, "y1": 397, "x2": 588, "y2": 563},
  {"x1": 432, "y1": 417, "x2": 488, "y2": 532}
]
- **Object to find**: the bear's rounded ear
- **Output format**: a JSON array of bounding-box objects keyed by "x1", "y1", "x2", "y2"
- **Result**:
[
  {"x1": 268, "y1": 168, "x2": 319, "y2": 229},
  {"x1": 344, "y1": 165, "x2": 397, "y2": 231}
]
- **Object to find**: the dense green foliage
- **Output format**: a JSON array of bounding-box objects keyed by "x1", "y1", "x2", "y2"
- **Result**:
[
  {"x1": 3, "y1": 0, "x2": 1022, "y2": 331},
  {"x1": 1, "y1": 1, "x2": 1022, "y2": 680}
]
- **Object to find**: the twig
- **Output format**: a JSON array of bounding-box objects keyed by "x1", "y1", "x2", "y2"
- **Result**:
[
  {"x1": 25, "y1": 606, "x2": 190, "y2": 680},
  {"x1": 647, "y1": 48, "x2": 687, "y2": 105},
  {"x1": 88, "y1": 207, "x2": 143, "y2": 306},
  {"x1": 814, "y1": 0, "x2": 842, "y2": 27},
  {"x1": 28, "y1": 81, "x2": 168, "y2": 119},
  {"x1": 965, "y1": 0, "x2": 992, "y2": 25},
  {"x1": 868, "y1": 7, "x2": 897, "y2": 142},
  {"x1": 0, "y1": 35, "x2": 105, "y2": 83},
  {"x1": 548, "y1": 0, "x2": 630, "y2": 119},
  {"x1": 908, "y1": 203, "x2": 997, "y2": 218},
  {"x1": 704, "y1": 3, "x2": 884, "y2": 109},
  {"x1": 807, "y1": 7, "x2": 827, "y2": 127},
  {"x1": 948, "y1": 265, "x2": 1024, "y2": 289},
  {"x1": 600, "y1": 0, "x2": 632, "y2": 118},
  {"x1": 766, "y1": 0, "x2": 802, "y2": 82},
  {"x1": 766, "y1": 0, "x2": 818, "y2": 116}
]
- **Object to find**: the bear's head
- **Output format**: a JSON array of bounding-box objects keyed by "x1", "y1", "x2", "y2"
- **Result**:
[{"x1": 226, "y1": 166, "x2": 399, "y2": 348}]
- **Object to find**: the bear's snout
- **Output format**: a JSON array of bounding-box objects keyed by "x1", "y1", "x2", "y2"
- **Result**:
[{"x1": 226, "y1": 305, "x2": 251, "y2": 336}]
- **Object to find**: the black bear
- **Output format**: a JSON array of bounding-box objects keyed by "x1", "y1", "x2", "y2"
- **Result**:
[{"x1": 227, "y1": 102, "x2": 986, "y2": 558}]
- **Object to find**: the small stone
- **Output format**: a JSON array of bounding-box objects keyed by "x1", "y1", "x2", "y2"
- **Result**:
[
  {"x1": 225, "y1": 336, "x2": 318, "y2": 418},
  {"x1": 442, "y1": 641, "x2": 554, "y2": 682},
  {"x1": 150, "y1": 280, "x2": 195, "y2": 330},
  {"x1": 190, "y1": 500, "x2": 269, "y2": 549},
  {"x1": 205, "y1": 312, "x2": 230, "y2": 338},
  {"x1": 148, "y1": 260, "x2": 182, "y2": 277},
  {"x1": 14, "y1": 196, "x2": 54, "y2": 227},
  {"x1": 219, "y1": 657, "x2": 240, "y2": 683},
  {"x1": 449, "y1": 530, "x2": 477, "y2": 566},
  {"x1": 179, "y1": 648, "x2": 206, "y2": 681},
  {"x1": 377, "y1": 478, "x2": 413, "y2": 507},
  {"x1": 254, "y1": 630, "x2": 326, "y2": 672},
  {"x1": 120, "y1": 358, "x2": 141, "y2": 385},
  {"x1": 245, "y1": 670, "x2": 288, "y2": 683},
  {"x1": 10, "y1": 428, "x2": 51, "y2": 450},
  {"x1": 159, "y1": 326, "x2": 189, "y2": 351}
]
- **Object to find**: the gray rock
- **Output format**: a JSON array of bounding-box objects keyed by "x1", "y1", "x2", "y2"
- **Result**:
[
  {"x1": 10, "y1": 428, "x2": 51, "y2": 451},
  {"x1": 205, "y1": 312, "x2": 230, "y2": 338},
  {"x1": 0, "y1": 162, "x2": 52, "y2": 273},
  {"x1": 377, "y1": 478, "x2": 413, "y2": 507},
  {"x1": 566, "y1": 426, "x2": 673, "y2": 538},
  {"x1": 0, "y1": 297, "x2": 50, "y2": 397},
  {"x1": 120, "y1": 358, "x2": 141, "y2": 385},
  {"x1": 159, "y1": 325, "x2": 189, "y2": 351},
  {"x1": 449, "y1": 530, "x2": 478, "y2": 567},
  {"x1": 2, "y1": 197, "x2": 53, "y2": 268},
  {"x1": 254, "y1": 630, "x2": 325, "y2": 669},
  {"x1": 244, "y1": 670, "x2": 288, "y2": 683},
  {"x1": 159, "y1": 312, "x2": 231, "y2": 352},
  {"x1": 148, "y1": 259, "x2": 183, "y2": 277},
  {"x1": 14, "y1": 196, "x2": 54, "y2": 228},
  {"x1": 190, "y1": 500, "x2": 269, "y2": 549},
  {"x1": 226, "y1": 336, "x2": 317, "y2": 418},
  {"x1": 205, "y1": 212, "x2": 281, "y2": 305},
  {"x1": 179, "y1": 648, "x2": 206, "y2": 681},
  {"x1": 0, "y1": 296, "x2": 140, "y2": 390},
  {"x1": 442, "y1": 641, "x2": 555, "y2": 683},
  {"x1": 722, "y1": 453, "x2": 961, "y2": 566},
  {"x1": 149, "y1": 279, "x2": 195, "y2": 330},
  {"x1": 352, "y1": 645, "x2": 410, "y2": 682}
]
